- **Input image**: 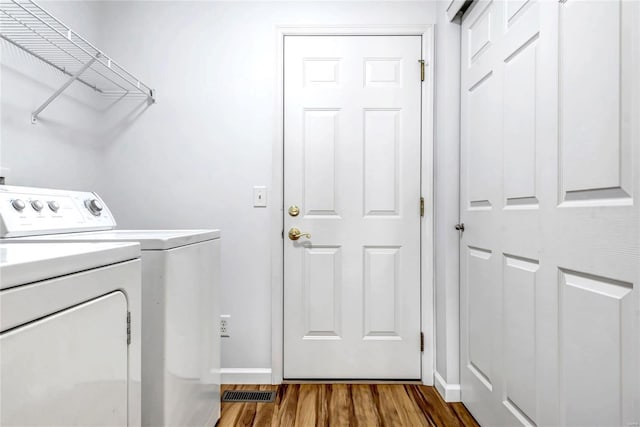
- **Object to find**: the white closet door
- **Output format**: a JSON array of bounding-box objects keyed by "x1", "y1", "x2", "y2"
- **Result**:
[{"x1": 460, "y1": 1, "x2": 640, "y2": 425}]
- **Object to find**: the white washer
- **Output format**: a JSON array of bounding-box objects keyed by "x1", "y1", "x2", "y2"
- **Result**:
[
  {"x1": 0, "y1": 241, "x2": 142, "y2": 427},
  {"x1": 0, "y1": 185, "x2": 221, "y2": 427}
]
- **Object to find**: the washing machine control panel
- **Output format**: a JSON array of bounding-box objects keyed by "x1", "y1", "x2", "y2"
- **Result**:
[{"x1": 0, "y1": 185, "x2": 116, "y2": 238}]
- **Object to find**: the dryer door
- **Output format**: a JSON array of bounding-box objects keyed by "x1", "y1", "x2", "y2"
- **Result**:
[{"x1": 1, "y1": 291, "x2": 129, "y2": 426}]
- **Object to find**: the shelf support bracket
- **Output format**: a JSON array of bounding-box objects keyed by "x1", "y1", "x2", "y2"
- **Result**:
[{"x1": 31, "y1": 54, "x2": 100, "y2": 124}]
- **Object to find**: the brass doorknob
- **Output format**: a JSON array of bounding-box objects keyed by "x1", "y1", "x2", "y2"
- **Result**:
[{"x1": 288, "y1": 227, "x2": 311, "y2": 241}]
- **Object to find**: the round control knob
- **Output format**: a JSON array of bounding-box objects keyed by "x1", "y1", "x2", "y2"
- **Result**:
[
  {"x1": 85, "y1": 199, "x2": 103, "y2": 216},
  {"x1": 48, "y1": 201, "x2": 60, "y2": 212},
  {"x1": 31, "y1": 200, "x2": 44, "y2": 212},
  {"x1": 11, "y1": 199, "x2": 25, "y2": 211}
]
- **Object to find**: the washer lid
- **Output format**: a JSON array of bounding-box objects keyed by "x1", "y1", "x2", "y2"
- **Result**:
[
  {"x1": 12, "y1": 229, "x2": 220, "y2": 250},
  {"x1": 0, "y1": 242, "x2": 140, "y2": 289}
]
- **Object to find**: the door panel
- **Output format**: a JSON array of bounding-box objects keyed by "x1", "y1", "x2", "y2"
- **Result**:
[
  {"x1": 503, "y1": 254, "x2": 538, "y2": 426},
  {"x1": 560, "y1": 270, "x2": 633, "y2": 426},
  {"x1": 364, "y1": 109, "x2": 401, "y2": 216},
  {"x1": 560, "y1": 0, "x2": 628, "y2": 198},
  {"x1": 460, "y1": 0, "x2": 640, "y2": 425},
  {"x1": 303, "y1": 110, "x2": 339, "y2": 216},
  {"x1": 284, "y1": 35, "x2": 422, "y2": 379},
  {"x1": 303, "y1": 246, "x2": 341, "y2": 338}
]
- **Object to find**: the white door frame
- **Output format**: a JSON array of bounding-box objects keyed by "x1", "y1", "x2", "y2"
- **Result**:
[{"x1": 271, "y1": 25, "x2": 435, "y2": 384}]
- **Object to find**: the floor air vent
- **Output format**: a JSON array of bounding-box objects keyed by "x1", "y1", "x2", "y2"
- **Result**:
[{"x1": 222, "y1": 390, "x2": 276, "y2": 403}]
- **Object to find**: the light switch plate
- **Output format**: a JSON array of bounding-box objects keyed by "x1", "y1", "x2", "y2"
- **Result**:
[{"x1": 253, "y1": 186, "x2": 267, "y2": 207}]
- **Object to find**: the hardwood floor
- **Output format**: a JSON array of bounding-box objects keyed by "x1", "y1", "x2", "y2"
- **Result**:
[{"x1": 219, "y1": 384, "x2": 480, "y2": 427}]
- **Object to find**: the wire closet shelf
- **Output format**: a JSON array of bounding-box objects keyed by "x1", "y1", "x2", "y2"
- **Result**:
[{"x1": 0, "y1": 0, "x2": 155, "y2": 123}]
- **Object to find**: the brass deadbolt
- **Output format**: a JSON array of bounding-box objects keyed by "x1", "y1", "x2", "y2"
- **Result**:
[{"x1": 288, "y1": 205, "x2": 300, "y2": 217}]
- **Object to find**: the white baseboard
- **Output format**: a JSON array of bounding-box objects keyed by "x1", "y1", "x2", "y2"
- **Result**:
[
  {"x1": 434, "y1": 371, "x2": 461, "y2": 402},
  {"x1": 221, "y1": 368, "x2": 273, "y2": 385}
]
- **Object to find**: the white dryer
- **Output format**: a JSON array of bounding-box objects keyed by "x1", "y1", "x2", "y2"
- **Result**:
[
  {"x1": 0, "y1": 241, "x2": 142, "y2": 427},
  {"x1": 0, "y1": 185, "x2": 221, "y2": 427}
]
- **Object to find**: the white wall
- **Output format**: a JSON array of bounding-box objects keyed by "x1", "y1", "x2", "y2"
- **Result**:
[
  {"x1": 433, "y1": 0, "x2": 461, "y2": 401},
  {"x1": 1, "y1": 0, "x2": 459, "y2": 384},
  {"x1": 92, "y1": 1, "x2": 438, "y2": 379},
  {"x1": 0, "y1": 2, "x2": 104, "y2": 190}
]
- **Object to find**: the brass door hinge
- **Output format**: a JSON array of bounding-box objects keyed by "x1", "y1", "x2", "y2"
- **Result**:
[
  {"x1": 420, "y1": 197, "x2": 424, "y2": 217},
  {"x1": 419, "y1": 59, "x2": 425, "y2": 82},
  {"x1": 420, "y1": 332, "x2": 424, "y2": 352}
]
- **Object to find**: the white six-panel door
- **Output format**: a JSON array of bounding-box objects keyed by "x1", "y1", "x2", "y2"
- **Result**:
[
  {"x1": 283, "y1": 35, "x2": 422, "y2": 379},
  {"x1": 460, "y1": 1, "x2": 639, "y2": 425}
]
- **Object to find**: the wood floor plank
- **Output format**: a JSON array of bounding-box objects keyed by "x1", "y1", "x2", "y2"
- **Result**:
[
  {"x1": 377, "y1": 384, "x2": 430, "y2": 427},
  {"x1": 420, "y1": 386, "x2": 479, "y2": 427},
  {"x1": 328, "y1": 384, "x2": 355, "y2": 426},
  {"x1": 350, "y1": 384, "x2": 382, "y2": 427},
  {"x1": 218, "y1": 399, "x2": 246, "y2": 427},
  {"x1": 294, "y1": 384, "x2": 318, "y2": 427},
  {"x1": 408, "y1": 385, "x2": 462, "y2": 427},
  {"x1": 393, "y1": 385, "x2": 430, "y2": 427},
  {"x1": 315, "y1": 384, "x2": 331, "y2": 426},
  {"x1": 271, "y1": 384, "x2": 299, "y2": 427},
  {"x1": 219, "y1": 384, "x2": 479, "y2": 427},
  {"x1": 450, "y1": 402, "x2": 481, "y2": 427},
  {"x1": 372, "y1": 384, "x2": 405, "y2": 426}
]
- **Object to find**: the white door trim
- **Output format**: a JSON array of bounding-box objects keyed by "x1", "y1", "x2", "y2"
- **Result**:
[{"x1": 271, "y1": 24, "x2": 435, "y2": 384}]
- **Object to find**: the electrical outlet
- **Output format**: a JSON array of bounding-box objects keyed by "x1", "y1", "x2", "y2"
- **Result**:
[{"x1": 220, "y1": 314, "x2": 231, "y2": 338}]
